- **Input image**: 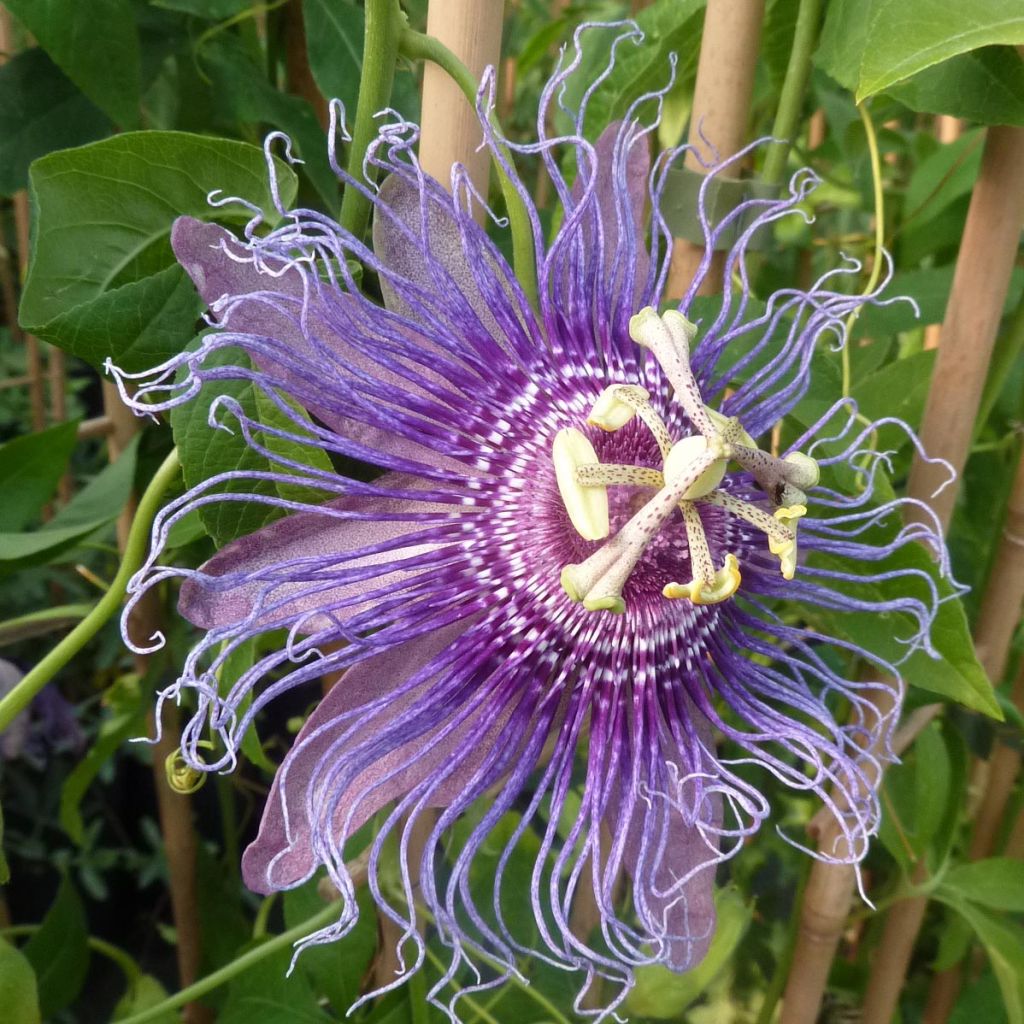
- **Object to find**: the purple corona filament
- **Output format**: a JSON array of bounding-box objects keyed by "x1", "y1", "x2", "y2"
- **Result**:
[{"x1": 110, "y1": 23, "x2": 955, "y2": 1022}]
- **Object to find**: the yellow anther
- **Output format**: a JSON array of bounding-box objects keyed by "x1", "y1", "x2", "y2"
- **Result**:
[
  {"x1": 588, "y1": 385, "x2": 650, "y2": 431},
  {"x1": 663, "y1": 436, "x2": 726, "y2": 499},
  {"x1": 583, "y1": 594, "x2": 626, "y2": 614},
  {"x1": 560, "y1": 565, "x2": 586, "y2": 603},
  {"x1": 663, "y1": 554, "x2": 741, "y2": 605},
  {"x1": 553, "y1": 428, "x2": 610, "y2": 541},
  {"x1": 768, "y1": 504, "x2": 807, "y2": 580}
]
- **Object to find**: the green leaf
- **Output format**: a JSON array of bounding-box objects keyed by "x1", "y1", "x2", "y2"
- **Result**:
[
  {"x1": 220, "y1": 943, "x2": 333, "y2": 1024},
  {"x1": 857, "y1": 0, "x2": 1024, "y2": 100},
  {"x1": 151, "y1": 0, "x2": 253, "y2": 16},
  {"x1": 4, "y1": 0, "x2": 141, "y2": 128},
  {"x1": 557, "y1": 2, "x2": 707, "y2": 140},
  {"x1": 0, "y1": 938, "x2": 40, "y2": 1024},
  {"x1": 283, "y1": 879, "x2": 376, "y2": 1015},
  {"x1": 939, "y1": 900, "x2": 1024, "y2": 1024},
  {"x1": 807, "y1": 540, "x2": 1000, "y2": 718},
  {"x1": 20, "y1": 132, "x2": 298, "y2": 373},
  {"x1": 623, "y1": 887, "x2": 751, "y2": 1018},
  {"x1": 0, "y1": 435, "x2": 137, "y2": 572},
  {"x1": 0, "y1": 48, "x2": 110, "y2": 196},
  {"x1": 0, "y1": 421, "x2": 79, "y2": 531},
  {"x1": 903, "y1": 129, "x2": 984, "y2": 232},
  {"x1": 60, "y1": 675, "x2": 147, "y2": 845},
  {"x1": 22, "y1": 876, "x2": 89, "y2": 1018},
  {"x1": 851, "y1": 349, "x2": 936, "y2": 445},
  {"x1": 302, "y1": 0, "x2": 364, "y2": 116},
  {"x1": 200, "y1": 37, "x2": 339, "y2": 209},
  {"x1": 112, "y1": 974, "x2": 176, "y2": 1024},
  {"x1": 887, "y1": 47, "x2": 1024, "y2": 125},
  {"x1": 940, "y1": 859, "x2": 1024, "y2": 913},
  {"x1": 171, "y1": 346, "x2": 334, "y2": 546}
]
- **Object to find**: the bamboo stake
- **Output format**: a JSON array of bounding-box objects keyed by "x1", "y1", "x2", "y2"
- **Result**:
[
  {"x1": 858, "y1": 125, "x2": 1024, "y2": 1021},
  {"x1": 103, "y1": 383, "x2": 209, "y2": 1024},
  {"x1": 665, "y1": 0, "x2": 765, "y2": 299},
  {"x1": 907, "y1": 125, "x2": 1024, "y2": 531},
  {"x1": 418, "y1": 0, "x2": 504, "y2": 217},
  {"x1": 923, "y1": 116, "x2": 964, "y2": 352},
  {"x1": 779, "y1": 685, "x2": 898, "y2": 1024}
]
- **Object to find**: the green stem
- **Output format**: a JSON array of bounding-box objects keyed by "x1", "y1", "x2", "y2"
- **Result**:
[
  {"x1": 0, "y1": 449, "x2": 182, "y2": 736},
  {"x1": 762, "y1": 0, "x2": 824, "y2": 186},
  {"x1": 841, "y1": 101, "x2": 885, "y2": 399},
  {"x1": 116, "y1": 899, "x2": 342, "y2": 1024},
  {"x1": 338, "y1": 0, "x2": 403, "y2": 240},
  {"x1": 399, "y1": 27, "x2": 539, "y2": 310}
]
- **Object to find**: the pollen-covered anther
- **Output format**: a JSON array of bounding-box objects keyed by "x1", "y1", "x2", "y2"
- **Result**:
[
  {"x1": 628, "y1": 306, "x2": 718, "y2": 441},
  {"x1": 587, "y1": 385, "x2": 650, "y2": 431},
  {"x1": 768, "y1": 504, "x2": 807, "y2": 580},
  {"x1": 553, "y1": 428, "x2": 609, "y2": 541},
  {"x1": 663, "y1": 554, "x2": 741, "y2": 605}
]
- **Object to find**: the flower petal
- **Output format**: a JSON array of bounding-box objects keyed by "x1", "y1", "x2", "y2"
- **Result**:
[
  {"x1": 178, "y1": 473, "x2": 454, "y2": 631},
  {"x1": 241, "y1": 617, "x2": 505, "y2": 894},
  {"x1": 171, "y1": 216, "x2": 454, "y2": 467}
]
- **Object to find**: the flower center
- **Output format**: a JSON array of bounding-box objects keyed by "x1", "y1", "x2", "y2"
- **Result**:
[{"x1": 553, "y1": 307, "x2": 816, "y2": 614}]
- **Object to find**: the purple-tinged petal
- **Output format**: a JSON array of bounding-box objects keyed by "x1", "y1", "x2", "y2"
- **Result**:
[
  {"x1": 241, "y1": 617, "x2": 507, "y2": 894},
  {"x1": 178, "y1": 473, "x2": 452, "y2": 631}
]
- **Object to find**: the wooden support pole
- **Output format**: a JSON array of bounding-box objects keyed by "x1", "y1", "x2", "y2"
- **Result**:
[
  {"x1": 102, "y1": 383, "x2": 209, "y2": 1024},
  {"x1": 418, "y1": 0, "x2": 504, "y2": 215},
  {"x1": 665, "y1": 0, "x2": 765, "y2": 299},
  {"x1": 907, "y1": 126, "x2": 1024, "y2": 531}
]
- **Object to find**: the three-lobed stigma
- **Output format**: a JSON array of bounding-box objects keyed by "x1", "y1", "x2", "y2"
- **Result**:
[{"x1": 554, "y1": 307, "x2": 816, "y2": 614}]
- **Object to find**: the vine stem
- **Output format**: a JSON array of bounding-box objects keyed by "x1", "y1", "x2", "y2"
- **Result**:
[
  {"x1": 761, "y1": 0, "x2": 824, "y2": 186},
  {"x1": 0, "y1": 448, "x2": 181, "y2": 735},
  {"x1": 115, "y1": 899, "x2": 344, "y2": 1024},
  {"x1": 338, "y1": 0, "x2": 402, "y2": 241},
  {"x1": 841, "y1": 102, "x2": 884, "y2": 399},
  {"x1": 399, "y1": 27, "x2": 539, "y2": 310}
]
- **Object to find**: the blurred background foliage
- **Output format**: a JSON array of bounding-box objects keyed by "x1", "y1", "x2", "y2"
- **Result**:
[{"x1": 0, "y1": 1, "x2": 1022, "y2": 1023}]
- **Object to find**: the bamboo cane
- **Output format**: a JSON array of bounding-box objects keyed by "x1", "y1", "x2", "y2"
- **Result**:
[
  {"x1": 907, "y1": 125, "x2": 1024, "y2": 531},
  {"x1": 283, "y1": 0, "x2": 328, "y2": 129},
  {"x1": 103, "y1": 383, "x2": 209, "y2": 1024},
  {"x1": 862, "y1": 447, "x2": 1024, "y2": 1024},
  {"x1": 859, "y1": 123, "x2": 1024, "y2": 1018},
  {"x1": 665, "y1": 0, "x2": 765, "y2": 299},
  {"x1": 418, "y1": 0, "x2": 505, "y2": 215}
]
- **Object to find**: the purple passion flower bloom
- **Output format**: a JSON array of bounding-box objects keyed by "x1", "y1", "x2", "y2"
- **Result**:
[{"x1": 111, "y1": 27, "x2": 952, "y2": 1020}]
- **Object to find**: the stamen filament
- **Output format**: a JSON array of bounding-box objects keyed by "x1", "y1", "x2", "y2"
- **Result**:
[
  {"x1": 681, "y1": 502, "x2": 715, "y2": 585},
  {"x1": 575, "y1": 463, "x2": 664, "y2": 488},
  {"x1": 700, "y1": 490, "x2": 794, "y2": 544}
]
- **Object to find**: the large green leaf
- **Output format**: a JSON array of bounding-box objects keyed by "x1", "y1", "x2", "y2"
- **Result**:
[
  {"x1": 199, "y1": 37, "x2": 339, "y2": 208},
  {"x1": 0, "y1": 938, "x2": 40, "y2": 1024},
  {"x1": 220, "y1": 944, "x2": 333, "y2": 1024},
  {"x1": 0, "y1": 48, "x2": 110, "y2": 197},
  {"x1": 0, "y1": 436, "x2": 137, "y2": 572},
  {"x1": 20, "y1": 133, "x2": 298, "y2": 373},
  {"x1": 22, "y1": 877, "x2": 89, "y2": 1019},
  {"x1": 817, "y1": 0, "x2": 1024, "y2": 101},
  {"x1": 938, "y1": 900, "x2": 1024, "y2": 1024},
  {"x1": 170, "y1": 347, "x2": 335, "y2": 546},
  {"x1": 887, "y1": 47, "x2": 1024, "y2": 126},
  {"x1": 556, "y1": 1, "x2": 707, "y2": 140},
  {"x1": 4, "y1": 0, "x2": 141, "y2": 128},
  {"x1": 940, "y1": 859, "x2": 1024, "y2": 914},
  {"x1": 302, "y1": 0, "x2": 364, "y2": 116},
  {"x1": 283, "y1": 879, "x2": 376, "y2": 1015},
  {"x1": 0, "y1": 421, "x2": 79, "y2": 531}
]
